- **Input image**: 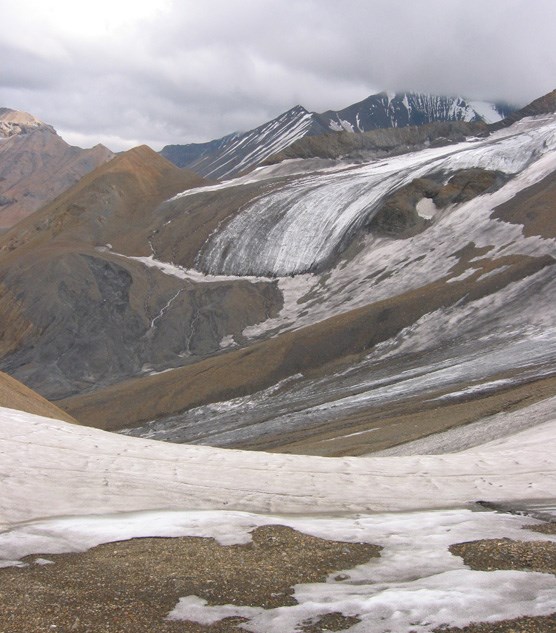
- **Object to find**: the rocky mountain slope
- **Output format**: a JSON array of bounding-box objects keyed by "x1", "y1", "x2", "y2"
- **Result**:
[
  {"x1": 316, "y1": 91, "x2": 511, "y2": 132},
  {"x1": 161, "y1": 92, "x2": 512, "y2": 180},
  {"x1": 0, "y1": 146, "x2": 281, "y2": 399},
  {"x1": 161, "y1": 104, "x2": 330, "y2": 179},
  {"x1": 0, "y1": 108, "x2": 114, "y2": 229},
  {"x1": 0, "y1": 91, "x2": 553, "y2": 459}
]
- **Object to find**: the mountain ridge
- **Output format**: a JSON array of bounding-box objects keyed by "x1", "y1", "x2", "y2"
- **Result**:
[
  {"x1": 0, "y1": 109, "x2": 114, "y2": 229},
  {"x1": 161, "y1": 91, "x2": 515, "y2": 179}
]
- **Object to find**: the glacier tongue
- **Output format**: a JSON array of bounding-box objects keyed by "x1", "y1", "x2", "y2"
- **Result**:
[{"x1": 197, "y1": 115, "x2": 556, "y2": 277}]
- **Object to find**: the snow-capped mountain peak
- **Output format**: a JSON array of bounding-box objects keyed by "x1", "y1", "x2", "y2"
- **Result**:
[
  {"x1": 316, "y1": 92, "x2": 510, "y2": 135},
  {"x1": 161, "y1": 104, "x2": 327, "y2": 180},
  {"x1": 161, "y1": 92, "x2": 514, "y2": 180}
]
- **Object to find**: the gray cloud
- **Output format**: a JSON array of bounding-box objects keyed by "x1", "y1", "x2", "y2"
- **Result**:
[{"x1": 1, "y1": 0, "x2": 554, "y2": 151}]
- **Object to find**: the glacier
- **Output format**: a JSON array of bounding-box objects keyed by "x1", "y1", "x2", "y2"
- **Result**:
[{"x1": 197, "y1": 115, "x2": 556, "y2": 277}]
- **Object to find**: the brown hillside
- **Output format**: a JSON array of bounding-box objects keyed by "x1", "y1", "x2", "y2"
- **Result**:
[
  {"x1": 0, "y1": 126, "x2": 114, "y2": 229},
  {"x1": 0, "y1": 371, "x2": 78, "y2": 423},
  {"x1": 0, "y1": 144, "x2": 206, "y2": 259},
  {"x1": 489, "y1": 89, "x2": 556, "y2": 131},
  {"x1": 0, "y1": 149, "x2": 281, "y2": 400}
]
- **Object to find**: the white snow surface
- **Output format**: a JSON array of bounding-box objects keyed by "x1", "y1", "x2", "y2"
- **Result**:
[
  {"x1": 468, "y1": 100, "x2": 506, "y2": 124},
  {"x1": 2, "y1": 405, "x2": 555, "y2": 529},
  {"x1": 1, "y1": 404, "x2": 555, "y2": 631}
]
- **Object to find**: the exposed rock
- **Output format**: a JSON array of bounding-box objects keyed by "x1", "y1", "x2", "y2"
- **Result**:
[
  {"x1": 0, "y1": 248, "x2": 281, "y2": 399},
  {"x1": 0, "y1": 107, "x2": 53, "y2": 137},
  {"x1": 266, "y1": 120, "x2": 485, "y2": 163},
  {"x1": 434, "y1": 169, "x2": 510, "y2": 207},
  {"x1": 367, "y1": 177, "x2": 439, "y2": 237},
  {"x1": 366, "y1": 169, "x2": 507, "y2": 238},
  {"x1": 0, "y1": 147, "x2": 282, "y2": 399}
]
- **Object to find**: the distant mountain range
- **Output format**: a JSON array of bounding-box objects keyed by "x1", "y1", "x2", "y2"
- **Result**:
[
  {"x1": 0, "y1": 93, "x2": 514, "y2": 223},
  {"x1": 160, "y1": 92, "x2": 514, "y2": 179},
  {"x1": 0, "y1": 108, "x2": 114, "y2": 229}
]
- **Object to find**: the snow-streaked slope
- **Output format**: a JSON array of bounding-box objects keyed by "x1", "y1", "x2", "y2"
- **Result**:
[
  {"x1": 112, "y1": 117, "x2": 556, "y2": 449},
  {"x1": 161, "y1": 105, "x2": 326, "y2": 180},
  {"x1": 1, "y1": 405, "x2": 555, "y2": 528},
  {"x1": 320, "y1": 92, "x2": 508, "y2": 133},
  {"x1": 197, "y1": 115, "x2": 556, "y2": 277},
  {"x1": 160, "y1": 92, "x2": 510, "y2": 181}
]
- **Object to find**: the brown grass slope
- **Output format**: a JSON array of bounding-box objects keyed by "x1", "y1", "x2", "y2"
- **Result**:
[
  {"x1": 489, "y1": 88, "x2": 556, "y2": 131},
  {"x1": 0, "y1": 144, "x2": 206, "y2": 259},
  {"x1": 0, "y1": 370, "x2": 78, "y2": 423}
]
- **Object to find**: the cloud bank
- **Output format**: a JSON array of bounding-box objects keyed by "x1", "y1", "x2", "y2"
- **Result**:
[{"x1": 1, "y1": 0, "x2": 554, "y2": 151}]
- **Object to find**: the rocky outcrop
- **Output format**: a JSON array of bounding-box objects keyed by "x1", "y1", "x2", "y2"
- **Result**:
[
  {"x1": 367, "y1": 178, "x2": 439, "y2": 237},
  {"x1": 0, "y1": 108, "x2": 53, "y2": 137},
  {"x1": 368, "y1": 169, "x2": 509, "y2": 238},
  {"x1": 433, "y1": 169, "x2": 509, "y2": 207}
]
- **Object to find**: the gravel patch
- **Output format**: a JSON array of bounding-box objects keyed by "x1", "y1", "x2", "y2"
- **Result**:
[
  {"x1": 449, "y1": 538, "x2": 556, "y2": 574},
  {"x1": 0, "y1": 524, "x2": 380, "y2": 633},
  {"x1": 438, "y1": 536, "x2": 556, "y2": 633}
]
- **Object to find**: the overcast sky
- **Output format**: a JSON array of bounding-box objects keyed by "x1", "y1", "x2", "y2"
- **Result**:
[{"x1": 1, "y1": 0, "x2": 555, "y2": 151}]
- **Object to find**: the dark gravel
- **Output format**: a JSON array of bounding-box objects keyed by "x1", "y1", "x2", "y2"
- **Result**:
[
  {"x1": 0, "y1": 524, "x2": 380, "y2": 633},
  {"x1": 449, "y1": 538, "x2": 556, "y2": 574},
  {"x1": 438, "y1": 535, "x2": 556, "y2": 633}
]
